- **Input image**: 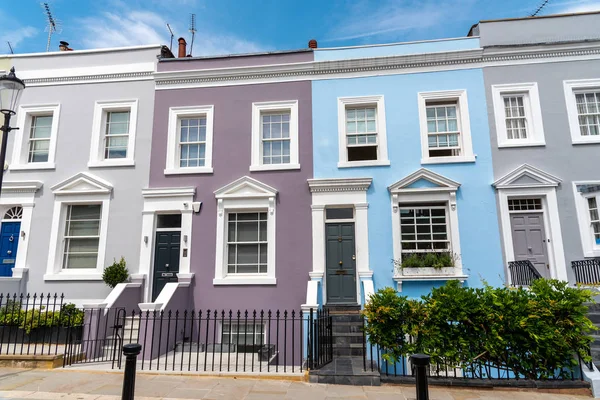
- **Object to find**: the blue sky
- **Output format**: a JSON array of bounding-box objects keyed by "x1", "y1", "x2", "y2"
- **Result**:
[{"x1": 1, "y1": 0, "x2": 599, "y2": 56}]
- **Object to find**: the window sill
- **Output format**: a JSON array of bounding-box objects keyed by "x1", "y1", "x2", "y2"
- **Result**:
[
  {"x1": 572, "y1": 138, "x2": 600, "y2": 145},
  {"x1": 44, "y1": 273, "x2": 103, "y2": 281},
  {"x1": 213, "y1": 277, "x2": 277, "y2": 285},
  {"x1": 10, "y1": 163, "x2": 56, "y2": 171},
  {"x1": 498, "y1": 141, "x2": 545, "y2": 148},
  {"x1": 337, "y1": 160, "x2": 390, "y2": 168},
  {"x1": 583, "y1": 250, "x2": 600, "y2": 258},
  {"x1": 164, "y1": 167, "x2": 214, "y2": 175},
  {"x1": 249, "y1": 163, "x2": 301, "y2": 172},
  {"x1": 421, "y1": 155, "x2": 476, "y2": 165},
  {"x1": 88, "y1": 160, "x2": 135, "y2": 168},
  {"x1": 393, "y1": 273, "x2": 468, "y2": 292}
]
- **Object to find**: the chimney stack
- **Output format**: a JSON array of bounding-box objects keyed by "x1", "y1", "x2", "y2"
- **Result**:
[
  {"x1": 178, "y1": 37, "x2": 187, "y2": 58},
  {"x1": 59, "y1": 41, "x2": 73, "y2": 51},
  {"x1": 308, "y1": 39, "x2": 318, "y2": 49}
]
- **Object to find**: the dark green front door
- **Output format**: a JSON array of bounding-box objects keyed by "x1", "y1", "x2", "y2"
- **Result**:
[
  {"x1": 152, "y1": 231, "x2": 181, "y2": 301},
  {"x1": 326, "y1": 223, "x2": 357, "y2": 304}
]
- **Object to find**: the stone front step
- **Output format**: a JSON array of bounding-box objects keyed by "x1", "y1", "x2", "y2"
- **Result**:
[{"x1": 309, "y1": 356, "x2": 380, "y2": 386}]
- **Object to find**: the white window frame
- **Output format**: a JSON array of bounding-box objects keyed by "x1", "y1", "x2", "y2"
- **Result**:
[
  {"x1": 45, "y1": 173, "x2": 112, "y2": 281},
  {"x1": 165, "y1": 105, "x2": 214, "y2": 175},
  {"x1": 417, "y1": 90, "x2": 475, "y2": 165},
  {"x1": 491, "y1": 83, "x2": 545, "y2": 148},
  {"x1": 89, "y1": 100, "x2": 138, "y2": 167},
  {"x1": 214, "y1": 177, "x2": 277, "y2": 285},
  {"x1": 564, "y1": 79, "x2": 600, "y2": 144},
  {"x1": 11, "y1": 104, "x2": 61, "y2": 170},
  {"x1": 250, "y1": 100, "x2": 300, "y2": 171},
  {"x1": 573, "y1": 181, "x2": 600, "y2": 258},
  {"x1": 337, "y1": 96, "x2": 389, "y2": 168}
]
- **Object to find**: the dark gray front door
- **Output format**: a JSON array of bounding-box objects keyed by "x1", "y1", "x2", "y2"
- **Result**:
[
  {"x1": 510, "y1": 213, "x2": 550, "y2": 278},
  {"x1": 152, "y1": 231, "x2": 181, "y2": 301},
  {"x1": 326, "y1": 223, "x2": 357, "y2": 304}
]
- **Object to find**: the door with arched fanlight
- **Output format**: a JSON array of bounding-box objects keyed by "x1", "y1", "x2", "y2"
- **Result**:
[{"x1": 0, "y1": 207, "x2": 22, "y2": 277}]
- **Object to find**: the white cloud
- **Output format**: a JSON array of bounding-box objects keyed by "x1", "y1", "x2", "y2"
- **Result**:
[
  {"x1": 562, "y1": 2, "x2": 600, "y2": 13},
  {"x1": 79, "y1": 9, "x2": 264, "y2": 56},
  {"x1": 546, "y1": 0, "x2": 600, "y2": 14},
  {"x1": 326, "y1": 0, "x2": 476, "y2": 43},
  {"x1": 0, "y1": 26, "x2": 38, "y2": 50}
]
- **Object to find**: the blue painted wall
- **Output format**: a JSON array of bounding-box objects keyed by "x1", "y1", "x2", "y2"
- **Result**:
[
  {"x1": 314, "y1": 37, "x2": 479, "y2": 61},
  {"x1": 312, "y1": 66, "x2": 504, "y2": 299}
]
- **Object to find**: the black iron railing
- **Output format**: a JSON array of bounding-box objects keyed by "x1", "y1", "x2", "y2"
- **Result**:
[
  {"x1": 0, "y1": 293, "x2": 84, "y2": 358},
  {"x1": 0, "y1": 294, "x2": 333, "y2": 374},
  {"x1": 362, "y1": 335, "x2": 586, "y2": 382},
  {"x1": 572, "y1": 259, "x2": 600, "y2": 285},
  {"x1": 307, "y1": 308, "x2": 332, "y2": 370},
  {"x1": 508, "y1": 260, "x2": 542, "y2": 287}
]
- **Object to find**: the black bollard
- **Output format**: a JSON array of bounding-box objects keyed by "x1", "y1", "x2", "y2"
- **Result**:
[
  {"x1": 411, "y1": 353, "x2": 430, "y2": 400},
  {"x1": 121, "y1": 343, "x2": 142, "y2": 400}
]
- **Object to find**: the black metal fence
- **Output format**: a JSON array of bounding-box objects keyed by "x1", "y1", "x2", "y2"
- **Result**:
[
  {"x1": 508, "y1": 260, "x2": 542, "y2": 287},
  {"x1": 572, "y1": 259, "x2": 600, "y2": 285},
  {"x1": 0, "y1": 293, "x2": 82, "y2": 358},
  {"x1": 307, "y1": 308, "x2": 332, "y2": 369},
  {"x1": 0, "y1": 293, "x2": 333, "y2": 374},
  {"x1": 362, "y1": 334, "x2": 586, "y2": 382}
]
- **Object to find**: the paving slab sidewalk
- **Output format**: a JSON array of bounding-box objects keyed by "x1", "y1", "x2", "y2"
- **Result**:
[{"x1": 0, "y1": 368, "x2": 593, "y2": 400}]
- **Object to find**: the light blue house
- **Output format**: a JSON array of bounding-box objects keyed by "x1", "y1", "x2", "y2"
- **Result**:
[{"x1": 305, "y1": 37, "x2": 505, "y2": 305}]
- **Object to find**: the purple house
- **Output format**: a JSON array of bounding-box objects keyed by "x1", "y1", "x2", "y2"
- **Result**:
[{"x1": 138, "y1": 39, "x2": 314, "y2": 315}]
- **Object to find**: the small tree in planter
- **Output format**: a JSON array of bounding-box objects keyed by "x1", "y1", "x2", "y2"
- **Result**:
[{"x1": 102, "y1": 257, "x2": 129, "y2": 288}]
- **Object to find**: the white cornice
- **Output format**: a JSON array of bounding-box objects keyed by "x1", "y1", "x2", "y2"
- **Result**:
[
  {"x1": 155, "y1": 41, "x2": 600, "y2": 89},
  {"x1": 493, "y1": 164, "x2": 561, "y2": 189},
  {"x1": 1, "y1": 181, "x2": 43, "y2": 194},
  {"x1": 142, "y1": 187, "x2": 196, "y2": 198},
  {"x1": 307, "y1": 178, "x2": 373, "y2": 193}
]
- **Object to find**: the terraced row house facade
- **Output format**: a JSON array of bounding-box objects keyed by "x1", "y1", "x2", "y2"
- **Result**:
[{"x1": 0, "y1": 12, "x2": 599, "y2": 314}]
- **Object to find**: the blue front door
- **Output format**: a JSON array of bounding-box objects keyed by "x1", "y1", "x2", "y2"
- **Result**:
[{"x1": 0, "y1": 222, "x2": 20, "y2": 277}]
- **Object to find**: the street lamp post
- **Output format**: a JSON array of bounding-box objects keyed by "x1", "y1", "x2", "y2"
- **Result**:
[{"x1": 0, "y1": 67, "x2": 25, "y2": 195}]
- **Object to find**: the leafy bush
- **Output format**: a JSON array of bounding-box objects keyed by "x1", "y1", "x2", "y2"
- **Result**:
[
  {"x1": 363, "y1": 279, "x2": 595, "y2": 379},
  {"x1": 102, "y1": 257, "x2": 129, "y2": 288},
  {"x1": 0, "y1": 302, "x2": 84, "y2": 333}
]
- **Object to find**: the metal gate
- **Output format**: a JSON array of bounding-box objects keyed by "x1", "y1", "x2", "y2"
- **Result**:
[{"x1": 64, "y1": 307, "x2": 126, "y2": 368}]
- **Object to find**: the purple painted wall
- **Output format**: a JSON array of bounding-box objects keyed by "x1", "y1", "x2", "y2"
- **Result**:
[
  {"x1": 158, "y1": 51, "x2": 312, "y2": 72},
  {"x1": 150, "y1": 73, "x2": 313, "y2": 313}
]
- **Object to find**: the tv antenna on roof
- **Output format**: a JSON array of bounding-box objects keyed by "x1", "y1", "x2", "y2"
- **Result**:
[
  {"x1": 530, "y1": 0, "x2": 550, "y2": 17},
  {"x1": 166, "y1": 23, "x2": 175, "y2": 52},
  {"x1": 7, "y1": 42, "x2": 14, "y2": 54},
  {"x1": 189, "y1": 13, "x2": 197, "y2": 56},
  {"x1": 41, "y1": 2, "x2": 62, "y2": 52}
]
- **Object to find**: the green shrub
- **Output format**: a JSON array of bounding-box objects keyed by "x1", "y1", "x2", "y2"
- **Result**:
[
  {"x1": 398, "y1": 254, "x2": 424, "y2": 269},
  {"x1": 102, "y1": 257, "x2": 129, "y2": 288},
  {"x1": 0, "y1": 302, "x2": 84, "y2": 333},
  {"x1": 363, "y1": 279, "x2": 594, "y2": 379},
  {"x1": 395, "y1": 252, "x2": 456, "y2": 270}
]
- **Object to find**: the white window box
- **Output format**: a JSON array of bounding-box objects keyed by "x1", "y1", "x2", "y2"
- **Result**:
[
  {"x1": 165, "y1": 105, "x2": 215, "y2": 175},
  {"x1": 417, "y1": 90, "x2": 475, "y2": 164},
  {"x1": 337, "y1": 96, "x2": 389, "y2": 168},
  {"x1": 564, "y1": 79, "x2": 600, "y2": 145},
  {"x1": 491, "y1": 83, "x2": 545, "y2": 148},
  {"x1": 89, "y1": 100, "x2": 138, "y2": 167},
  {"x1": 251, "y1": 100, "x2": 300, "y2": 171},
  {"x1": 11, "y1": 104, "x2": 61, "y2": 171}
]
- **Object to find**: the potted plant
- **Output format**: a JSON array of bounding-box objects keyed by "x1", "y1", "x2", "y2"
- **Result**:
[
  {"x1": 395, "y1": 251, "x2": 458, "y2": 276},
  {"x1": 102, "y1": 257, "x2": 129, "y2": 288}
]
